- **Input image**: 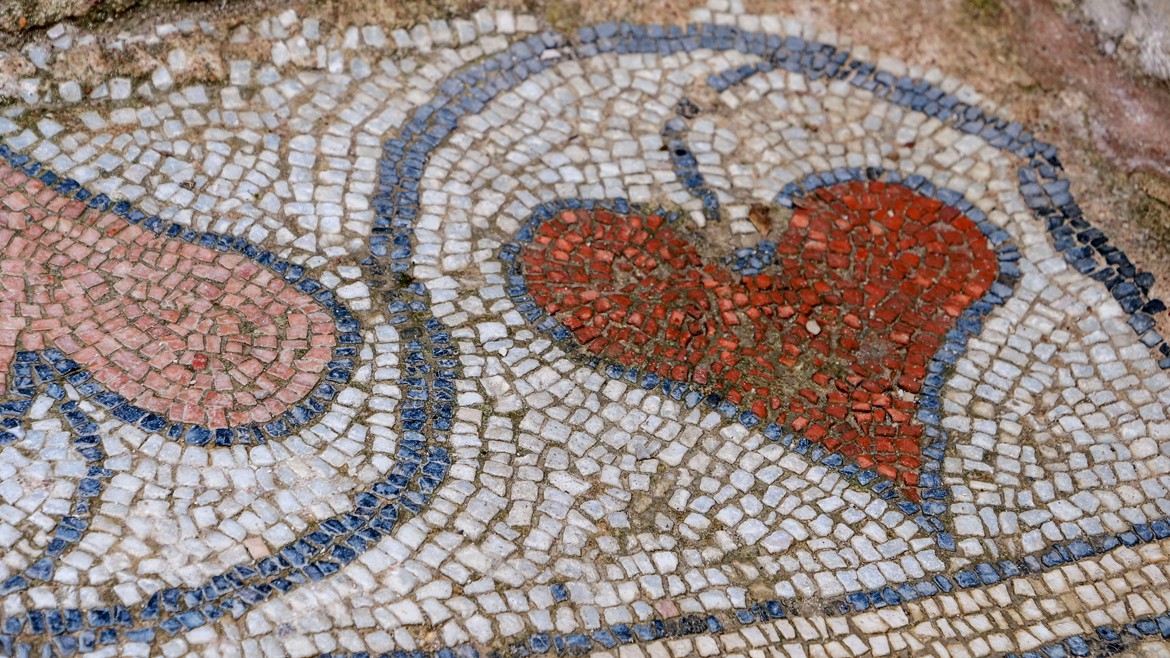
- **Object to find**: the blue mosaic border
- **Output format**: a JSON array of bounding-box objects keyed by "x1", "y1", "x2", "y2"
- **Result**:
[
  {"x1": 2, "y1": 17, "x2": 1169, "y2": 658},
  {"x1": 388, "y1": 21, "x2": 1170, "y2": 657},
  {"x1": 700, "y1": 48, "x2": 1169, "y2": 363},
  {"x1": 663, "y1": 113, "x2": 721, "y2": 223},
  {"x1": 313, "y1": 517, "x2": 1170, "y2": 658},
  {"x1": 0, "y1": 146, "x2": 451, "y2": 653},
  {"x1": 1013, "y1": 619, "x2": 1170, "y2": 658},
  {"x1": 0, "y1": 142, "x2": 363, "y2": 448},
  {"x1": 315, "y1": 604, "x2": 1170, "y2": 655},
  {"x1": 499, "y1": 168, "x2": 1019, "y2": 552},
  {"x1": 776, "y1": 165, "x2": 1020, "y2": 544},
  {"x1": 0, "y1": 140, "x2": 394, "y2": 653},
  {"x1": 300, "y1": 19, "x2": 1170, "y2": 658},
  {"x1": 1, "y1": 355, "x2": 452, "y2": 656},
  {"x1": 0, "y1": 352, "x2": 111, "y2": 603},
  {"x1": 659, "y1": 104, "x2": 1024, "y2": 549}
]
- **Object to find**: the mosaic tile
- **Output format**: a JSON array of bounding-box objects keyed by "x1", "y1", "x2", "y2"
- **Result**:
[
  {"x1": 0, "y1": 1, "x2": 1168, "y2": 657},
  {"x1": 0, "y1": 161, "x2": 339, "y2": 429},
  {"x1": 513, "y1": 180, "x2": 1003, "y2": 496}
]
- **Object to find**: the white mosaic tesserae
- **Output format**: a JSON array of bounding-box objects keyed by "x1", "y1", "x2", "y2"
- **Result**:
[{"x1": 0, "y1": 1, "x2": 1168, "y2": 657}]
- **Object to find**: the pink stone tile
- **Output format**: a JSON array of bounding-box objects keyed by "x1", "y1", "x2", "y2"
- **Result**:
[{"x1": 0, "y1": 174, "x2": 340, "y2": 428}]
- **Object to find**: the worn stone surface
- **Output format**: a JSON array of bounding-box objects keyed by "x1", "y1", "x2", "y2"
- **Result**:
[
  {"x1": 1078, "y1": 0, "x2": 1170, "y2": 79},
  {"x1": 0, "y1": 0, "x2": 150, "y2": 32},
  {"x1": 0, "y1": 0, "x2": 1167, "y2": 657}
]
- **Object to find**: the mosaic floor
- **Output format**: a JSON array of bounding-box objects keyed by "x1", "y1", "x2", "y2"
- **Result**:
[{"x1": 2, "y1": 1, "x2": 1170, "y2": 656}]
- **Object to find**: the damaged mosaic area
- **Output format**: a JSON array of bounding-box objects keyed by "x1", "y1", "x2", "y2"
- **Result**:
[{"x1": 1, "y1": 1, "x2": 1170, "y2": 657}]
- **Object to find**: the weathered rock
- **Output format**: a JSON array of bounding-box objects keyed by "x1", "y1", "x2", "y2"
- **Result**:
[
  {"x1": 1079, "y1": 0, "x2": 1170, "y2": 79},
  {"x1": 0, "y1": 0, "x2": 142, "y2": 31}
]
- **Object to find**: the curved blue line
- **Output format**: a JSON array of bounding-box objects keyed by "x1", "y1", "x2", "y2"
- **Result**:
[
  {"x1": 0, "y1": 352, "x2": 110, "y2": 599},
  {"x1": 500, "y1": 165, "x2": 1020, "y2": 551},
  {"x1": 0, "y1": 145, "x2": 362, "y2": 448},
  {"x1": 360, "y1": 20, "x2": 1170, "y2": 658},
  {"x1": 2, "y1": 17, "x2": 1168, "y2": 658}
]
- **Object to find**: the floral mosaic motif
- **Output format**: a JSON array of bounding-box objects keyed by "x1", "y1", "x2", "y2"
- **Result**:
[
  {"x1": 1, "y1": 3, "x2": 1170, "y2": 657},
  {"x1": 517, "y1": 182, "x2": 1000, "y2": 496}
]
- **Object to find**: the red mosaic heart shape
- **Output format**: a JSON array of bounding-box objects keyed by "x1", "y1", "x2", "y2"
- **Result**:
[
  {"x1": 519, "y1": 181, "x2": 999, "y2": 497},
  {"x1": 0, "y1": 162, "x2": 337, "y2": 429}
]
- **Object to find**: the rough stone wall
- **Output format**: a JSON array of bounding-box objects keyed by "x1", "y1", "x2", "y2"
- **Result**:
[
  {"x1": 1079, "y1": 0, "x2": 1170, "y2": 78},
  {"x1": 0, "y1": 0, "x2": 145, "y2": 31}
]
